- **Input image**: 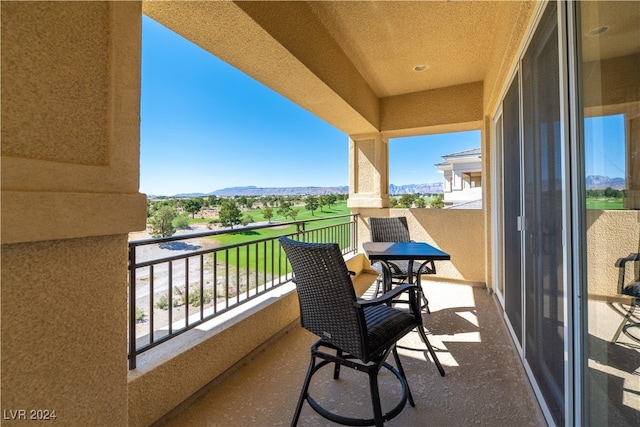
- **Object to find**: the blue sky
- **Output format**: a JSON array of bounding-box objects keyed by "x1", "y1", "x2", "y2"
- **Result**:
[
  {"x1": 140, "y1": 17, "x2": 481, "y2": 196},
  {"x1": 584, "y1": 114, "x2": 626, "y2": 179}
]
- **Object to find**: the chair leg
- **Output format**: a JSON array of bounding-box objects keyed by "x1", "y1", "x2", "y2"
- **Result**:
[
  {"x1": 419, "y1": 286, "x2": 431, "y2": 314},
  {"x1": 334, "y1": 350, "x2": 342, "y2": 379},
  {"x1": 611, "y1": 303, "x2": 637, "y2": 343},
  {"x1": 392, "y1": 347, "x2": 414, "y2": 407},
  {"x1": 368, "y1": 370, "x2": 384, "y2": 427},
  {"x1": 416, "y1": 325, "x2": 446, "y2": 376},
  {"x1": 373, "y1": 278, "x2": 382, "y2": 297},
  {"x1": 291, "y1": 352, "x2": 316, "y2": 427}
]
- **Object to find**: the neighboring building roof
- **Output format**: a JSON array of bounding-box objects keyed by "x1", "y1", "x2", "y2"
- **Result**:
[{"x1": 441, "y1": 147, "x2": 482, "y2": 161}]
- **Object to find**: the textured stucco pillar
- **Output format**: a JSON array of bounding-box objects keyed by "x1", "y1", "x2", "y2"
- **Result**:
[
  {"x1": 347, "y1": 134, "x2": 390, "y2": 208},
  {"x1": 1, "y1": 2, "x2": 145, "y2": 425},
  {"x1": 626, "y1": 113, "x2": 640, "y2": 209}
]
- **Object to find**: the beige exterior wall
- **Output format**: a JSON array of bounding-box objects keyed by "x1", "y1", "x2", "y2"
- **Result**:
[
  {"x1": 1, "y1": 2, "x2": 145, "y2": 425},
  {"x1": 354, "y1": 208, "x2": 486, "y2": 284},
  {"x1": 586, "y1": 210, "x2": 640, "y2": 297},
  {"x1": 2, "y1": 236, "x2": 129, "y2": 424},
  {"x1": 348, "y1": 134, "x2": 390, "y2": 208}
]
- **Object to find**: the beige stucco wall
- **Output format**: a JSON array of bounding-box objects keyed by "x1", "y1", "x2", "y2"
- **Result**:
[
  {"x1": 1, "y1": 2, "x2": 145, "y2": 425},
  {"x1": 127, "y1": 255, "x2": 371, "y2": 426},
  {"x1": 586, "y1": 210, "x2": 640, "y2": 297},
  {"x1": 2, "y1": 236, "x2": 129, "y2": 424},
  {"x1": 354, "y1": 208, "x2": 486, "y2": 284}
]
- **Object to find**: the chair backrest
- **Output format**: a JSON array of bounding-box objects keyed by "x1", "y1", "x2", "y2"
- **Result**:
[
  {"x1": 617, "y1": 253, "x2": 640, "y2": 296},
  {"x1": 279, "y1": 237, "x2": 366, "y2": 358},
  {"x1": 369, "y1": 216, "x2": 411, "y2": 242}
]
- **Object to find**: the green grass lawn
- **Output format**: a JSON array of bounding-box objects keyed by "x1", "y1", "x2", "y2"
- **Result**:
[
  {"x1": 586, "y1": 198, "x2": 624, "y2": 210},
  {"x1": 197, "y1": 201, "x2": 353, "y2": 271}
]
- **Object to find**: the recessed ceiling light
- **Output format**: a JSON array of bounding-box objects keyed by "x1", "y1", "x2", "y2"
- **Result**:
[
  {"x1": 587, "y1": 26, "x2": 609, "y2": 36},
  {"x1": 414, "y1": 64, "x2": 428, "y2": 72}
]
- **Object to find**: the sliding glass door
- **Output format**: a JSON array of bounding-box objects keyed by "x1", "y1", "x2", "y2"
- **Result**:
[
  {"x1": 521, "y1": 4, "x2": 565, "y2": 423},
  {"x1": 499, "y1": 3, "x2": 566, "y2": 424},
  {"x1": 502, "y1": 74, "x2": 523, "y2": 348},
  {"x1": 576, "y1": 1, "x2": 640, "y2": 425}
]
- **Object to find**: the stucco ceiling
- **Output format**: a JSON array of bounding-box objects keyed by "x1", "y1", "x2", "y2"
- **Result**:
[{"x1": 305, "y1": 0, "x2": 504, "y2": 98}]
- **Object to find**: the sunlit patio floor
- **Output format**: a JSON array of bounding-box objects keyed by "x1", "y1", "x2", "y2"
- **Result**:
[{"x1": 155, "y1": 275, "x2": 547, "y2": 426}]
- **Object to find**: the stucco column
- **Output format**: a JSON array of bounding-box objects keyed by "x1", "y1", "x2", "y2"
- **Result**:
[
  {"x1": 626, "y1": 113, "x2": 640, "y2": 209},
  {"x1": 1, "y1": 2, "x2": 145, "y2": 425},
  {"x1": 347, "y1": 134, "x2": 390, "y2": 208}
]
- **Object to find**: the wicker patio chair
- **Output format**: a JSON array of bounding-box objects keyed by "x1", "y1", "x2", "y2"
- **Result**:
[
  {"x1": 610, "y1": 253, "x2": 640, "y2": 344},
  {"x1": 368, "y1": 217, "x2": 435, "y2": 312},
  {"x1": 280, "y1": 237, "x2": 422, "y2": 427}
]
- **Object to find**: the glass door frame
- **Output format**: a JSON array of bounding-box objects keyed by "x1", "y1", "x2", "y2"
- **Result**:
[{"x1": 490, "y1": 1, "x2": 577, "y2": 425}]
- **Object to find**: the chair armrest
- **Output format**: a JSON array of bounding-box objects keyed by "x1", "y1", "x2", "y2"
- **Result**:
[
  {"x1": 616, "y1": 253, "x2": 640, "y2": 267},
  {"x1": 355, "y1": 284, "x2": 418, "y2": 308}
]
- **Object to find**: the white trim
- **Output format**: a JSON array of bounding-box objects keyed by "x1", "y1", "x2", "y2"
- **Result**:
[
  {"x1": 491, "y1": 108, "x2": 505, "y2": 303},
  {"x1": 565, "y1": 1, "x2": 586, "y2": 425},
  {"x1": 557, "y1": 2, "x2": 575, "y2": 425}
]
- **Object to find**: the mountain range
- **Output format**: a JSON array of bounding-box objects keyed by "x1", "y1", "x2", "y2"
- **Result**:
[
  {"x1": 168, "y1": 182, "x2": 444, "y2": 198},
  {"x1": 585, "y1": 175, "x2": 625, "y2": 190},
  {"x1": 158, "y1": 175, "x2": 623, "y2": 198}
]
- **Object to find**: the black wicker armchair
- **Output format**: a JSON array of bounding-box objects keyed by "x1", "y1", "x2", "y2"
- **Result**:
[
  {"x1": 611, "y1": 253, "x2": 640, "y2": 344},
  {"x1": 280, "y1": 237, "x2": 422, "y2": 427},
  {"x1": 368, "y1": 217, "x2": 435, "y2": 312}
]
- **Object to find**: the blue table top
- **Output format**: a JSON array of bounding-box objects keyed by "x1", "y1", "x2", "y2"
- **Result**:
[{"x1": 363, "y1": 241, "x2": 450, "y2": 261}]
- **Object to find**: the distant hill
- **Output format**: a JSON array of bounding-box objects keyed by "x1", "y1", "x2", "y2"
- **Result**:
[
  {"x1": 213, "y1": 186, "x2": 349, "y2": 197},
  {"x1": 156, "y1": 182, "x2": 444, "y2": 198},
  {"x1": 585, "y1": 175, "x2": 625, "y2": 190},
  {"x1": 159, "y1": 176, "x2": 624, "y2": 198},
  {"x1": 389, "y1": 183, "x2": 443, "y2": 195}
]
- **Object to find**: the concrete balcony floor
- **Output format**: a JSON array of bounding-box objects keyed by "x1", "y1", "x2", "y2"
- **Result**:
[{"x1": 156, "y1": 275, "x2": 546, "y2": 426}]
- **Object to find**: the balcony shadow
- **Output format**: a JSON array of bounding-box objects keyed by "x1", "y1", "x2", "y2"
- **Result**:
[
  {"x1": 158, "y1": 241, "x2": 201, "y2": 251},
  {"x1": 587, "y1": 334, "x2": 640, "y2": 425}
]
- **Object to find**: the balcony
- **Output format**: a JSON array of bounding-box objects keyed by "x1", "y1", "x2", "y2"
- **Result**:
[
  {"x1": 126, "y1": 211, "x2": 545, "y2": 426},
  {"x1": 153, "y1": 276, "x2": 545, "y2": 426}
]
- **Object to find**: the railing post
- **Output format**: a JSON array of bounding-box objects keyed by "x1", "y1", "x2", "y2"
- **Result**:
[
  {"x1": 296, "y1": 221, "x2": 306, "y2": 241},
  {"x1": 128, "y1": 243, "x2": 137, "y2": 370}
]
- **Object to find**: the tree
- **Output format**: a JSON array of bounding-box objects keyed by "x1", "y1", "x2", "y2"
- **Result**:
[
  {"x1": 430, "y1": 194, "x2": 445, "y2": 209},
  {"x1": 236, "y1": 196, "x2": 249, "y2": 209},
  {"x1": 285, "y1": 208, "x2": 300, "y2": 221},
  {"x1": 149, "y1": 206, "x2": 177, "y2": 238},
  {"x1": 262, "y1": 207, "x2": 274, "y2": 224},
  {"x1": 318, "y1": 195, "x2": 328, "y2": 212},
  {"x1": 414, "y1": 197, "x2": 427, "y2": 208},
  {"x1": 241, "y1": 214, "x2": 254, "y2": 226},
  {"x1": 398, "y1": 193, "x2": 416, "y2": 208},
  {"x1": 207, "y1": 195, "x2": 219, "y2": 207},
  {"x1": 218, "y1": 199, "x2": 242, "y2": 228},
  {"x1": 172, "y1": 214, "x2": 190, "y2": 230},
  {"x1": 183, "y1": 197, "x2": 203, "y2": 218},
  {"x1": 277, "y1": 199, "x2": 292, "y2": 217},
  {"x1": 304, "y1": 196, "x2": 319, "y2": 216}
]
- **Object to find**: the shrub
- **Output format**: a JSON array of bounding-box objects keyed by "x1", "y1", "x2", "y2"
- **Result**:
[
  {"x1": 135, "y1": 307, "x2": 145, "y2": 322},
  {"x1": 188, "y1": 287, "x2": 213, "y2": 307},
  {"x1": 155, "y1": 294, "x2": 169, "y2": 310},
  {"x1": 172, "y1": 215, "x2": 190, "y2": 229}
]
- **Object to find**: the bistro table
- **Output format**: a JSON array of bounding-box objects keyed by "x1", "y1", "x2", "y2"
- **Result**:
[{"x1": 363, "y1": 241, "x2": 450, "y2": 376}]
